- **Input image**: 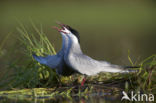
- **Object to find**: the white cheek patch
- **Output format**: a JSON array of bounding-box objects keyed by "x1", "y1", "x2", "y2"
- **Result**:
[{"x1": 62, "y1": 27, "x2": 71, "y2": 34}]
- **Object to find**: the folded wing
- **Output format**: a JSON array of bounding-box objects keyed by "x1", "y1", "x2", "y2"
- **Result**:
[{"x1": 32, "y1": 54, "x2": 62, "y2": 68}]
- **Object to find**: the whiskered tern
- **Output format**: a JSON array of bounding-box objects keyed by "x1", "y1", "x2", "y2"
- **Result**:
[
  {"x1": 33, "y1": 23, "x2": 139, "y2": 85},
  {"x1": 33, "y1": 23, "x2": 75, "y2": 75},
  {"x1": 59, "y1": 25, "x2": 138, "y2": 76}
]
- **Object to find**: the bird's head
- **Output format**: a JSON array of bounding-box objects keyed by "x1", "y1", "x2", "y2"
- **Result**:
[{"x1": 53, "y1": 23, "x2": 80, "y2": 43}]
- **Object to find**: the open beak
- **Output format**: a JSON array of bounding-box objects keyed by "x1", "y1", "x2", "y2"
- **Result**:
[{"x1": 52, "y1": 22, "x2": 68, "y2": 34}]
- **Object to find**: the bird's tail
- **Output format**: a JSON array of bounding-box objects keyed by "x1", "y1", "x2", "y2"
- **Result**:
[
  {"x1": 123, "y1": 66, "x2": 140, "y2": 69},
  {"x1": 121, "y1": 66, "x2": 140, "y2": 73}
]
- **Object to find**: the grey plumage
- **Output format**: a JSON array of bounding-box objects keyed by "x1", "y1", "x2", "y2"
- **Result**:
[
  {"x1": 33, "y1": 28, "x2": 69, "y2": 75},
  {"x1": 33, "y1": 23, "x2": 138, "y2": 76},
  {"x1": 63, "y1": 26, "x2": 138, "y2": 76}
]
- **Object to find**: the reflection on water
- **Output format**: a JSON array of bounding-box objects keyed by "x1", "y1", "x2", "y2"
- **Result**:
[{"x1": 0, "y1": 93, "x2": 122, "y2": 103}]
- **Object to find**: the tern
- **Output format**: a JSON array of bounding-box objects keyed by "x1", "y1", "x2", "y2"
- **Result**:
[
  {"x1": 33, "y1": 23, "x2": 139, "y2": 86},
  {"x1": 33, "y1": 24, "x2": 75, "y2": 76},
  {"x1": 59, "y1": 25, "x2": 138, "y2": 76}
]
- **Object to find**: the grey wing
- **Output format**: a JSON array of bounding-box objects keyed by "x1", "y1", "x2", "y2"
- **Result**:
[
  {"x1": 67, "y1": 54, "x2": 103, "y2": 75},
  {"x1": 68, "y1": 54, "x2": 129, "y2": 75},
  {"x1": 33, "y1": 54, "x2": 62, "y2": 68}
]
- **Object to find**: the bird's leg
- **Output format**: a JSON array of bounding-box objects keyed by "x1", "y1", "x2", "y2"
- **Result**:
[
  {"x1": 81, "y1": 75, "x2": 87, "y2": 86},
  {"x1": 81, "y1": 78, "x2": 86, "y2": 86}
]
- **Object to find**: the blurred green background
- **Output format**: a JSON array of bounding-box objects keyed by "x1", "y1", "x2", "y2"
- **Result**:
[{"x1": 0, "y1": 0, "x2": 156, "y2": 70}]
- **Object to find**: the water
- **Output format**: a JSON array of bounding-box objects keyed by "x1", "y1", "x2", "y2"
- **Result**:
[{"x1": 0, "y1": 92, "x2": 122, "y2": 103}]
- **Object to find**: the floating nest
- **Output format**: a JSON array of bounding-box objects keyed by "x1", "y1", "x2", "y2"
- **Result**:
[{"x1": 0, "y1": 72, "x2": 135, "y2": 102}]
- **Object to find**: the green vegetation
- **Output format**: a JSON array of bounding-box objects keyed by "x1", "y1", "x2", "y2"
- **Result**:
[
  {"x1": 0, "y1": 23, "x2": 155, "y2": 101},
  {"x1": 0, "y1": 21, "x2": 60, "y2": 89}
]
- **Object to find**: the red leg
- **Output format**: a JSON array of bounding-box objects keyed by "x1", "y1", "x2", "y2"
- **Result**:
[{"x1": 81, "y1": 77, "x2": 86, "y2": 86}]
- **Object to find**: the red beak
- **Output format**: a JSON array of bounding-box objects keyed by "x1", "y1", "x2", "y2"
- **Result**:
[{"x1": 52, "y1": 22, "x2": 68, "y2": 34}]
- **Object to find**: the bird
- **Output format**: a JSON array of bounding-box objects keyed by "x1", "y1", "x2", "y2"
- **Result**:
[
  {"x1": 59, "y1": 24, "x2": 139, "y2": 76},
  {"x1": 56, "y1": 24, "x2": 139, "y2": 86},
  {"x1": 33, "y1": 23, "x2": 139, "y2": 86},
  {"x1": 32, "y1": 23, "x2": 75, "y2": 76}
]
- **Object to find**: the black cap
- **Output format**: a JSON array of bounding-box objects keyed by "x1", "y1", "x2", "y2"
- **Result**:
[{"x1": 66, "y1": 25, "x2": 80, "y2": 43}]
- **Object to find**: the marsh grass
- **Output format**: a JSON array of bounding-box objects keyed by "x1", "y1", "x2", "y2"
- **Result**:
[
  {"x1": 130, "y1": 55, "x2": 156, "y2": 93},
  {"x1": 0, "y1": 22, "x2": 155, "y2": 99},
  {"x1": 0, "y1": 21, "x2": 59, "y2": 89}
]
